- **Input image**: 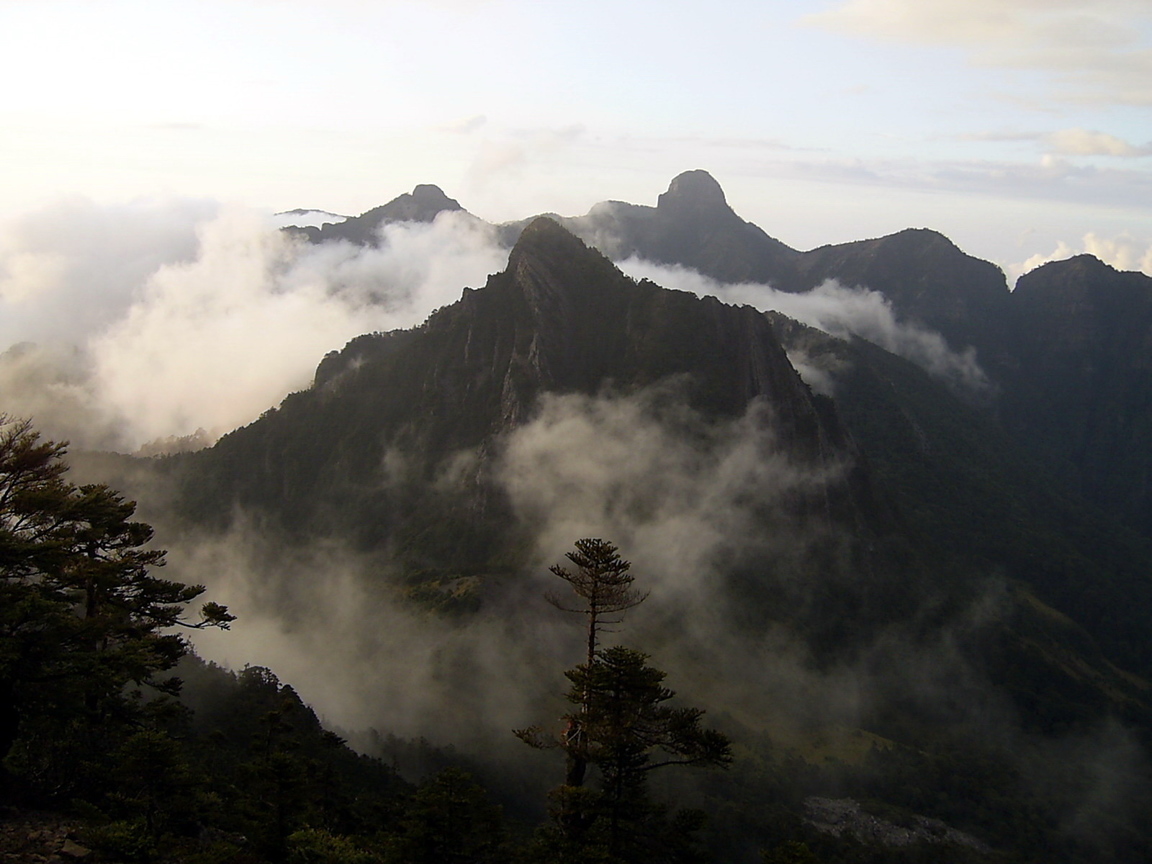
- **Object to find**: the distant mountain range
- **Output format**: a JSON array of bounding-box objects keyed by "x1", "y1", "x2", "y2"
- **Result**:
[
  {"x1": 72, "y1": 170, "x2": 1152, "y2": 862},
  {"x1": 280, "y1": 170, "x2": 1152, "y2": 543},
  {"x1": 126, "y1": 173, "x2": 1151, "y2": 693}
]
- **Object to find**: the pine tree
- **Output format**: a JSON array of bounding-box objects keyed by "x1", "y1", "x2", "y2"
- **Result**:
[
  {"x1": 0, "y1": 416, "x2": 232, "y2": 801},
  {"x1": 563, "y1": 646, "x2": 732, "y2": 860},
  {"x1": 517, "y1": 539, "x2": 731, "y2": 863},
  {"x1": 546, "y1": 538, "x2": 648, "y2": 671},
  {"x1": 543, "y1": 539, "x2": 648, "y2": 789}
]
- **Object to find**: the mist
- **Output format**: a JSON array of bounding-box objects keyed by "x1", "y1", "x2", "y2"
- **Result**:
[
  {"x1": 175, "y1": 524, "x2": 569, "y2": 746},
  {"x1": 0, "y1": 195, "x2": 996, "y2": 455},
  {"x1": 94, "y1": 365, "x2": 1143, "y2": 856},
  {"x1": 5, "y1": 195, "x2": 1145, "y2": 854},
  {"x1": 0, "y1": 200, "x2": 509, "y2": 451},
  {"x1": 618, "y1": 257, "x2": 989, "y2": 392},
  {"x1": 148, "y1": 383, "x2": 850, "y2": 742},
  {"x1": 161, "y1": 384, "x2": 1006, "y2": 748}
]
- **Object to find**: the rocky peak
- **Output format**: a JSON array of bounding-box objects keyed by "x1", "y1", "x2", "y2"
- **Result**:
[
  {"x1": 293, "y1": 183, "x2": 466, "y2": 246},
  {"x1": 1009, "y1": 254, "x2": 1152, "y2": 358},
  {"x1": 1010, "y1": 255, "x2": 1152, "y2": 330},
  {"x1": 495, "y1": 217, "x2": 634, "y2": 402},
  {"x1": 656, "y1": 169, "x2": 733, "y2": 217},
  {"x1": 504, "y1": 217, "x2": 621, "y2": 322},
  {"x1": 508, "y1": 215, "x2": 595, "y2": 269},
  {"x1": 887, "y1": 226, "x2": 954, "y2": 245},
  {"x1": 376, "y1": 184, "x2": 464, "y2": 223},
  {"x1": 795, "y1": 226, "x2": 1011, "y2": 356},
  {"x1": 1013, "y1": 254, "x2": 1115, "y2": 299},
  {"x1": 488, "y1": 218, "x2": 840, "y2": 448}
]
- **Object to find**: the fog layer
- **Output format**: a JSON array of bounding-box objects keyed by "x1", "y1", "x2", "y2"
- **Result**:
[{"x1": 0, "y1": 200, "x2": 508, "y2": 451}]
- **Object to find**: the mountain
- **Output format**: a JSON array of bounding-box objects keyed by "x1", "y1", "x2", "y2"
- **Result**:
[
  {"x1": 515, "y1": 169, "x2": 803, "y2": 286},
  {"x1": 1000, "y1": 255, "x2": 1152, "y2": 535},
  {"x1": 161, "y1": 171, "x2": 1152, "y2": 684},
  {"x1": 291, "y1": 172, "x2": 1016, "y2": 370},
  {"x1": 771, "y1": 314, "x2": 1152, "y2": 679},
  {"x1": 287, "y1": 183, "x2": 465, "y2": 245},
  {"x1": 495, "y1": 173, "x2": 1018, "y2": 376},
  {"x1": 273, "y1": 208, "x2": 348, "y2": 229},
  {"x1": 529, "y1": 172, "x2": 1152, "y2": 539},
  {"x1": 101, "y1": 212, "x2": 1147, "y2": 686},
  {"x1": 159, "y1": 218, "x2": 877, "y2": 589},
  {"x1": 66, "y1": 181, "x2": 1152, "y2": 863},
  {"x1": 794, "y1": 228, "x2": 1013, "y2": 359}
]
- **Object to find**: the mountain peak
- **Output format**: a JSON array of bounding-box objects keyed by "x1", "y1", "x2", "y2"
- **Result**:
[
  {"x1": 1021, "y1": 253, "x2": 1112, "y2": 281},
  {"x1": 505, "y1": 217, "x2": 618, "y2": 319},
  {"x1": 657, "y1": 169, "x2": 731, "y2": 215},
  {"x1": 507, "y1": 216, "x2": 608, "y2": 279},
  {"x1": 887, "y1": 227, "x2": 958, "y2": 248},
  {"x1": 510, "y1": 215, "x2": 590, "y2": 257},
  {"x1": 1013, "y1": 255, "x2": 1113, "y2": 300},
  {"x1": 288, "y1": 183, "x2": 465, "y2": 246},
  {"x1": 374, "y1": 184, "x2": 463, "y2": 223}
]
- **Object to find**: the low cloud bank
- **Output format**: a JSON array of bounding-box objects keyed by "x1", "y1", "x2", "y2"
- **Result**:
[
  {"x1": 498, "y1": 387, "x2": 842, "y2": 606},
  {"x1": 176, "y1": 385, "x2": 846, "y2": 740},
  {"x1": 0, "y1": 200, "x2": 509, "y2": 451},
  {"x1": 618, "y1": 258, "x2": 988, "y2": 391},
  {"x1": 178, "y1": 526, "x2": 567, "y2": 747},
  {"x1": 160, "y1": 384, "x2": 1148, "y2": 855}
]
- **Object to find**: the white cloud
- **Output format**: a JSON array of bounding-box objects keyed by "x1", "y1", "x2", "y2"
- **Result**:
[
  {"x1": 464, "y1": 124, "x2": 587, "y2": 189},
  {"x1": 91, "y1": 209, "x2": 508, "y2": 448},
  {"x1": 1009, "y1": 231, "x2": 1152, "y2": 281},
  {"x1": 176, "y1": 386, "x2": 855, "y2": 743},
  {"x1": 0, "y1": 342, "x2": 124, "y2": 452},
  {"x1": 806, "y1": 0, "x2": 1152, "y2": 105},
  {"x1": 1046, "y1": 128, "x2": 1152, "y2": 157},
  {"x1": 497, "y1": 388, "x2": 839, "y2": 601},
  {"x1": 177, "y1": 524, "x2": 573, "y2": 743},
  {"x1": 0, "y1": 200, "x2": 509, "y2": 451},
  {"x1": 0, "y1": 196, "x2": 217, "y2": 347},
  {"x1": 619, "y1": 259, "x2": 989, "y2": 391}
]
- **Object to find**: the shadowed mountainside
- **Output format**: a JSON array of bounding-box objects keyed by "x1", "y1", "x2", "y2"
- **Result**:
[
  {"x1": 1003, "y1": 255, "x2": 1152, "y2": 535},
  {"x1": 87, "y1": 215, "x2": 1152, "y2": 722},
  {"x1": 287, "y1": 183, "x2": 466, "y2": 246},
  {"x1": 63, "y1": 185, "x2": 1152, "y2": 863},
  {"x1": 161, "y1": 218, "x2": 878, "y2": 580}
]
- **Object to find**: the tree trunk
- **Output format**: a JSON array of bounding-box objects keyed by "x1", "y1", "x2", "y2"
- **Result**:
[{"x1": 0, "y1": 679, "x2": 20, "y2": 804}]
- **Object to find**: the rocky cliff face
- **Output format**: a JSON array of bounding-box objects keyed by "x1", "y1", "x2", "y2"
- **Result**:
[
  {"x1": 172, "y1": 218, "x2": 870, "y2": 572},
  {"x1": 1002, "y1": 255, "x2": 1152, "y2": 533},
  {"x1": 307, "y1": 217, "x2": 846, "y2": 457}
]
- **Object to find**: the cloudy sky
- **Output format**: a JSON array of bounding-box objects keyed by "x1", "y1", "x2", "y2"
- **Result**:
[{"x1": 1, "y1": 0, "x2": 1150, "y2": 275}]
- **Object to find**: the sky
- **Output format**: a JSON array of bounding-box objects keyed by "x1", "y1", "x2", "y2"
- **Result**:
[{"x1": 2, "y1": 0, "x2": 1151, "y2": 277}]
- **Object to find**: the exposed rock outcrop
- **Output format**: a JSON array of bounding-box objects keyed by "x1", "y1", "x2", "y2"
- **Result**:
[
  {"x1": 804, "y1": 797, "x2": 991, "y2": 854},
  {"x1": 165, "y1": 217, "x2": 876, "y2": 579}
]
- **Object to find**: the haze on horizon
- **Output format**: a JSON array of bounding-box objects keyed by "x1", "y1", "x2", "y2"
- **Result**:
[
  {"x1": 3, "y1": 0, "x2": 1152, "y2": 454},
  {"x1": 1, "y1": 0, "x2": 1150, "y2": 277}
]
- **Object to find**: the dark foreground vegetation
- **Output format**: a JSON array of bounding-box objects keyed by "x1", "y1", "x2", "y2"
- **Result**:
[{"x1": 3, "y1": 417, "x2": 1151, "y2": 864}]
